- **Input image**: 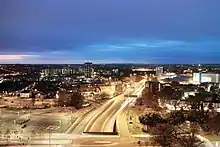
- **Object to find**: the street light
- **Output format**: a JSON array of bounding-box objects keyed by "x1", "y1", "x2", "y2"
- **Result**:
[
  {"x1": 70, "y1": 111, "x2": 73, "y2": 123},
  {"x1": 0, "y1": 108, "x2": 3, "y2": 117},
  {"x1": 13, "y1": 120, "x2": 16, "y2": 128},
  {"x1": 49, "y1": 129, "x2": 51, "y2": 147},
  {"x1": 59, "y1": 120, "x2": 62, "y2": 133}
]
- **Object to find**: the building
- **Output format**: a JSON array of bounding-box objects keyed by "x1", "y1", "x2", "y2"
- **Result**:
[
  {"x1": 193, "y1": 73, "x2": 220, "y2": 84},
  {"x1": 61, "y1": 67, "x2": 73, "y2": 75},
  {"x1": 145, "y1": 81, "x2": 161, "y2": 94},
  {"x1": 115, "y1": 82, "x2": 123, "y2": 94},
  {"x1": 112, "y1": 69, "x2": 119, "y2": 76},
  {"x1": 52, "y1": 68, "x2": 62, "y2": 75},
  {"x1": 41, "y1": 68, "x2": 62, "y2": 76},
  {"x1": 41, "y1": 69, "x2": 50, "y2": 76},
  {"x1": 160, "y1": 75, "x2": 192, "y2": 85},
  {"x1": 85, "y1": 62, "x2": 93, "y2": 78},
  {"x1": 155, "y1": 67, "x2": 164, "y2": 77},
  {"x1": 132, "y1": 68, "x2": 156, "y2": 75},
  {"x1": 20, "y1": 90, "x2": 31, "y2": 98},
  {"x1": 57, "y1": 90, "x2": 73, "y2": 105},
  {"x1": 0, "y1": 76, "x2": 4, "y2": 83},
  {"x1": 182, "y1": 91, "x2": 196, "y2": 100}
]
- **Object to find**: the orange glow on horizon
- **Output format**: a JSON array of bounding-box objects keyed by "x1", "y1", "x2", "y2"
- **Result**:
[{"x1": 0, "y1": 55, "x2": 31, "y2": 60}]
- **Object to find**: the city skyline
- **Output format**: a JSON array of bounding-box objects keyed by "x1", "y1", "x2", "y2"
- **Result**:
[{"x1": 1, "y1": 0, "x2": 220, "y2": 64}]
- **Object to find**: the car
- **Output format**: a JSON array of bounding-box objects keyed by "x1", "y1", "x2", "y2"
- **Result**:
[
  {"x1": 21, "y1": 124, "x2": 26, "y2": 128},
  {"x1": 23, "y1": 106, "x2": 29, "y2": 109}
]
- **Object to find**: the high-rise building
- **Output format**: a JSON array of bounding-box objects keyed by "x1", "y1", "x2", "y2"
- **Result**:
[
  {"x1": 156, "y1": 67, "x2": 164, "y2": 77},
  {"x1": 85, "y1": 62, "x2": 93, "y2": 78},
  {"x1": 193, "y1": 73, "x2": 220, "y2": 84},
  {"x1": 145, "y1": 81, "x2": 161, "y2": 94}
]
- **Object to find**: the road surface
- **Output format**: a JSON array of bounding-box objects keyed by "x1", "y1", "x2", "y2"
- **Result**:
[
  {"x1": 0, "y1": 79, "x2": 147, "y2": 147},
  {"x1": 72, "y1": 79, "x2": 146, "y2": 133}
]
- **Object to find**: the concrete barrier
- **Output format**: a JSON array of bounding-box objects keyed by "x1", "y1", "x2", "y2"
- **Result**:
[{"x1": 83, "y1": 132, "x2": 118, "y2": 135}]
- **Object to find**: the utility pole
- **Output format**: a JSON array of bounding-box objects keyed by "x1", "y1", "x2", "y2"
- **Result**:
[
  {"x1": 60, "y1": 120, "x2": 62, "y2": 133},
  {"x1": 0, "y1": 108, "x2": 3, "y2": 117},
  {"x1": 49, "y1": 129, "x2": 51, "y2": 147}
]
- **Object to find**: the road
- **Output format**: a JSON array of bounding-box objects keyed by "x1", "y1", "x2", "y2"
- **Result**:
[
  {"x1": 72, "y1": 79, "x2": 146, "y2": 133},
  {"x1": 2, "y1": 77, "x2": 216, "y2": 147},
  {"x1": 0, "y1": 134, "x2": 144, "y2": 147},
  {"x1": 0, "y1": 79, "x2": 147, "y2": 147}
]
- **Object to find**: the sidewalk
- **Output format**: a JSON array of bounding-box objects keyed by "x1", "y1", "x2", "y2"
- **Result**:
[
  {"x1": 117, "y1": 109, "x2": 131, "y2": 138},
  {"x1": 212, "y1": 141, "x2": 220, "y2": 147},
  {"x1": 197, "y1": 135, "x2": 214, "y2": 147}
]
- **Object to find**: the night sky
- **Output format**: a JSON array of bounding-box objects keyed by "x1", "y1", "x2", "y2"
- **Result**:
[{"x1": 1, "y1": 0, "x2": 220, "y2": 64}]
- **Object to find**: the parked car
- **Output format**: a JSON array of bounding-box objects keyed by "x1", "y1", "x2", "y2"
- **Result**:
[{"x1": 21, "y1": 124, "x2": 26, "y2": 128}]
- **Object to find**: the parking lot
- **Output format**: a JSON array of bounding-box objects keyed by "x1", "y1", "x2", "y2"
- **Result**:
[{"x1": 0, "y1": 107, "x2": 78, "y2": 136}]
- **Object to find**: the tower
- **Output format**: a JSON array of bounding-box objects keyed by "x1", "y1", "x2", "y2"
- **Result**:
[
  {"x1": 156, "y1": 67, "x2": 163, "y2": 77},
  {"x1": 85, "y1": 62, "x2": 92, "y2": 78}
]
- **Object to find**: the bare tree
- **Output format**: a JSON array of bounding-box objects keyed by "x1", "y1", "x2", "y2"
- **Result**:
[
  {"x1": 176, "y1": 123, "x2": 203, "y2": 147},
  {"x1": 177, "y1": 134, "x2": 203, "y2": 147},
  {"x1": 167, "y1": 110, "x2": 186, "y2": 126},
  {"x1": 70, "y1": 92, "x2": 84, "y2": 109},
  {"x1": 57, "y1": 91, "x2": 66, "y2": 106},
  {"x1": 149, "y1": 123, "x2": 203, "y2": 147},
  {"x1": 208, "y1": 113, "x2": 220, "y2": 135},
  {"x1": 151, "y1": 123, "x2": 176, "y2": 147}
]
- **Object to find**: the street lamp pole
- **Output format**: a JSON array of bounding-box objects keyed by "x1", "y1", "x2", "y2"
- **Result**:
[
  {"x1": 60, "y1": 120, "x2": 62, "y2": 133},
  {"x1": 13, "y1": 120, "x2": 16, "y2": 131},
  {"x1": 49, "y1": 129, "x2": 51, "y2": 147},
  {"x1": 71, "y1": 112, "x2": 73, "y2": 124},
  {"x1": 0, "y1": 108, "x2": 3, "y2": 117}
]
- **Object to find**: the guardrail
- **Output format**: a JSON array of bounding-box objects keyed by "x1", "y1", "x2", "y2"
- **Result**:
[
  {"x1": 124, "y1": 95, "x2": 138, "y2": 97},
  {"x1": 82, "y1": 132, "x2": 118, "y2": 135}
]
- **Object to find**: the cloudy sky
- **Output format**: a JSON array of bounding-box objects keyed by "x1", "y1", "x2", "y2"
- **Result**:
[{"x1": 0, "y1": 0, "x2": 220, "y2": 64}]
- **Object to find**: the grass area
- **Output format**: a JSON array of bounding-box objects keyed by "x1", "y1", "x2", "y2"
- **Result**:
[
  {"x1": 203, "y1": 135, "x2": 220, "y2": 142},
  {"x1": 126, "y1": 107, "x2": 145, "y2": 135},
  {"x1": 126, "y1": 104, "x2": 165, "y2": 135},
  {"x1": 127, "y1": 121, "x2": 143, "y2": 134},
  {"x1": 130, "y1": 107, "x2": 143, "y2": 115}
]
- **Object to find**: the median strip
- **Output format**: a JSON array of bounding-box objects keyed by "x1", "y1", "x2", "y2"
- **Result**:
[
  {"x1": 84, "y1": 100, "x2": 114, "y2": 132},
  {"x1": 65, "y1": 107, "x2": 96, "y2": 133}
]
